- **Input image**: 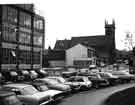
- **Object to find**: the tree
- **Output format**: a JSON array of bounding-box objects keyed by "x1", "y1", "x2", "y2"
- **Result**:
[{"x1": 124, "y1": 31, "x2": 134, "y2": 51}]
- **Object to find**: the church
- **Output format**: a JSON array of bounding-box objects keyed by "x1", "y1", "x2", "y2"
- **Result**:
[{"x1": 53, "y1": 20, "x2": 116, "y2": 64}]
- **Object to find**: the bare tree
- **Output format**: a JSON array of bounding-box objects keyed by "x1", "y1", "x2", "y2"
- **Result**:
[{"x1": 124, "y1": 31, "x2": 134, "y2": 51}]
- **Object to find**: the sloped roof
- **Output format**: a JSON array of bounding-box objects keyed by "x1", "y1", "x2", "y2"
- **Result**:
[
  {"x1": 70, "y1": 35, "x2": 106, "y2": 48},
  {"x1": 54, "y1": 39, "x2": 71, "y2": 50}
]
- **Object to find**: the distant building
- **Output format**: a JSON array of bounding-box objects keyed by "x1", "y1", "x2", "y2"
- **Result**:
[
  {"x1": 44, "y1": 49, "x2": 65, "y2": 67},
  {"x1": 54, "y1": 20, "x2": 116, "y2": 64},
  {"x1": 66, "y1": 43, "x2": 96, "y2": 68},
  {"x1": 0, "y1": 4, "x2": 45, "y2": 71}
]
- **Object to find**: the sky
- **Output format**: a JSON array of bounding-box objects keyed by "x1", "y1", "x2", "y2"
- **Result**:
[{"x1": 2, "y1": 0, "x2": 135, "y2": 50}]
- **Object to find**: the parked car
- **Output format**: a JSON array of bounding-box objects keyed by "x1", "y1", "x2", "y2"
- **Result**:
[
  {"x1": 88, "y1": 73, "x2": 110, "y2": 88},
  {"x1": 2, "y1": 70, "x2": 18, "y2": 82},
  {"x1": 66, "y1": 76, "x2": 92, "y2": 90},
  {"x1": 21, "y1": 70, "x2": 31, "y2": 81},
  {"x1": 111, "y1": 71, "x2": 135, "y2": 83},
  {"x1": 46, "y1": 76, "x2": 81, "y2": 92},
  {"x1": 98, "y1": 72, "x2": 119, "y2": 85},
  {"x1": 3, "y1": 83, "x2": 53, "y2": 105},
  {"x1": 16, "y1": 71, "x2": 25, "y2": 81},
  {"x1": 35, "y1": 69, "x2": 48, "y2": 78},
  {"x1": 0, "y1": 90, "x2": 24, "y2": 105},
  {"x1": 34, "y1": 78, "x2": 71, "y2": 92},
  {"x1": 30, "y1": 82, "x2": 65, "y2": 101},
  {"x1": 29, "y1": 70, "x2": 38, "y2": 80},
  {"x1": 62, "y1": 71, "x2": 77, "y2": 78},
  {"x1": 0, "y1": 72, "x2": 5, "y2": 84}
]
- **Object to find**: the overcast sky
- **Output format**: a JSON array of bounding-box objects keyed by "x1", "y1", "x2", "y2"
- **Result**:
[{"x1": 2, "y1": 0, "x2": 135, "y2": 50}]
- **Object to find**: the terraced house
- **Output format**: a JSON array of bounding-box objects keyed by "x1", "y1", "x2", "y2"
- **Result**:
[{"x1": 0, "y1": 4, "x2": 45, "y2": 71}]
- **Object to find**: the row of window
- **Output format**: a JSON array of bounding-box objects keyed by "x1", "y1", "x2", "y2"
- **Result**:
[
  {"x1": 2, "y1": 6, "x2": 44, "y2": 30},
  {"x1": 74, "y1": 60, "x2": 93, "y2": 67},
  {"x1": 2, "y1": 23, "x2": 43, "y2": 46},
  {"x1": 1, "y1": 48, "x2": 41, "y2": 64}
]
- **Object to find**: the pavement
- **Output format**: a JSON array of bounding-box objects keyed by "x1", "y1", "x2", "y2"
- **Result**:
[{"x1": 55, "y1": 83, "x2": 135, "y2": 105}]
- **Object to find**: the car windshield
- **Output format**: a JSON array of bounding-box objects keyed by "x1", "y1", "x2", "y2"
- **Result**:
[
  {"x1": 46, "y1": 79, "x2": 59, "y2": 84},
  {"x1": 39, "y1": 85, "x2": 48, "y2": 91},
  {"x1": 21, "y1": 86, "x2": 39, "y2": 95},
  {"x1": 100, "y1": 73, "x2": 111, "y2": 78},
  {"x1": 3, "y1": 95, "x2": 22, "y2": 105}
]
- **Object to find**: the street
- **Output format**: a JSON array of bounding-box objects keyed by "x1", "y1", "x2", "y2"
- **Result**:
[{"x1": 55, "y1": 83, "x2": 135, "y2": 105}]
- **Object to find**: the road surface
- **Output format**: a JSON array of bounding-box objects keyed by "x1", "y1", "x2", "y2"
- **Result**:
[{"x1": 56, "y1": 83, "x2": 135, "y2": 105}]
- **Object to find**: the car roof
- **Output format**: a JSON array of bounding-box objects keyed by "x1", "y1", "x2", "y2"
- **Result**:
[{"x1": 4, "y1": 83, "x2": 31, "y2": 89}]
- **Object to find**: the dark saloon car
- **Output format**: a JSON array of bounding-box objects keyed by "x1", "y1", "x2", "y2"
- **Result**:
[
  {"x1": 88, "y1": 73, "x2": 109, "y2": 88},
  {"x1": 0, "y1": 73, "x2": 5, "y2": 84},
  {"x1": 0, "y1": 90, "x2": 24, "y2": 105},
  {"x1": 35, "y1": 69, "x2": 48, "y2": 78},
  {"x1": 98, "y1": 72, "x2": 119, "y2": 85},
  {"x1": 20, "y1": 70, "x2": 31, "y2": 81},
  {"x1": 2, "y1": 70, "x2": 18, "y2": 82}
]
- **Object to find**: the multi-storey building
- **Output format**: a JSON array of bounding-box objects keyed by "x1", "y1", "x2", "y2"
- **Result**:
[{"x1": 0, "y1": 4, "x2": 45, "y2": 71}]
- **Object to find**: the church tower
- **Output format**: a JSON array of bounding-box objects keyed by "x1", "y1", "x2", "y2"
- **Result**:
[{"x1": 105, "y1": 19, "x2": 116, "y2": 63}]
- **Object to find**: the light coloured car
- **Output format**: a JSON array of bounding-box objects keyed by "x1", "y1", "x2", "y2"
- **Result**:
[
  {"x1": 3, "y1": 83, "x2": 53, "y2": 105},
  {"x1": 0, "y1": 90, "x2": 24, "y2": 105},
  {"x1": 46, "y1": 76, "x2": 80, "y2": 91},
  {"x1": 66, "y1": 76, "x2": 92, "y2": 90},
  {"x1": 111, "y1": 71, "x2": 135, "y2": 83},
  {"x1": 34, "y1": 78, "x2": 71, "y2": 92},
  {"x1": 31, "y1": 82, "x2": 65, "y2": 101},
  {"x1": 98, "y1": 72, "x2": 119, "y2": 85}
]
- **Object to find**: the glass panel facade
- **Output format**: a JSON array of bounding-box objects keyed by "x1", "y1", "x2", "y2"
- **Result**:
[
  {"x1": 19, "y1": 32, "x2": 31, "y2": 44},
  {"x1": 2, "y1": 23, "x2": 17, "y2": 42},
  {"x1": 2, "y1": 6, "x2": 18, "y2": 23},
  {"x1": 19, "y1": 50, "x2": 31, "y2": 64},
  {"x1": 34, "y1": 17, "x2": 44, "y2": 30},
  {"x1": 20, "y1": 12, "x2": 31, "y2": 27},
  {"x1": 33, "y1": 52, "x2": 40, "y2": 64}
]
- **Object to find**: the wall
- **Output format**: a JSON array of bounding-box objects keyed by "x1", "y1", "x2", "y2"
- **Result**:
[
  {"x1": 49, "y1": 60, "x2": 65, "y2": 67},
  {"x1": 66, "y1": 44, "x2": 87, "y2": 66}
]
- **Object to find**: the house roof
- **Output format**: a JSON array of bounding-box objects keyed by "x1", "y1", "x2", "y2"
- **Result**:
[
  {"x1": 70, "y1": 35, "x2": 106, "y2": 48},
  {"x1": 67, "y1": 43, "x2": 95, "y2": 51},
  {"x1": 54, "y1": 35, "x2": 107, "y2": 50},
  {"x1": 54, "y1": 39, "x2": 71, "y2": 50}
]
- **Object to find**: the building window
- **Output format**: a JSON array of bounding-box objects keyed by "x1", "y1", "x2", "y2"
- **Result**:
[
  {"x1": 33, "y1": 52, "x2": 40, "y2": 64},
  {"x1": 19, "y1": 50, "x2": 31, "y2": 64},
  {"x1": 2, "y1": 23, "x2": 17, "y2": 42},
  {"x1": 34, "y1": 17, "x2": 44, "y2": 30},
  {"x1": 20, "y1": 12, "x2": 31, "y2": 27},
  {"x1": 19, "y1": 32, "x2": 31, "y2": 44},
  {"x1": 88, "y1": 49, "x2": 94, "y2": 58},
  {"x1": 33, "y1": 36, "x2": 42, "y2": 46},
  {"x1": 2, "y1": 6, "x2": 18, "y2": 23}
]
